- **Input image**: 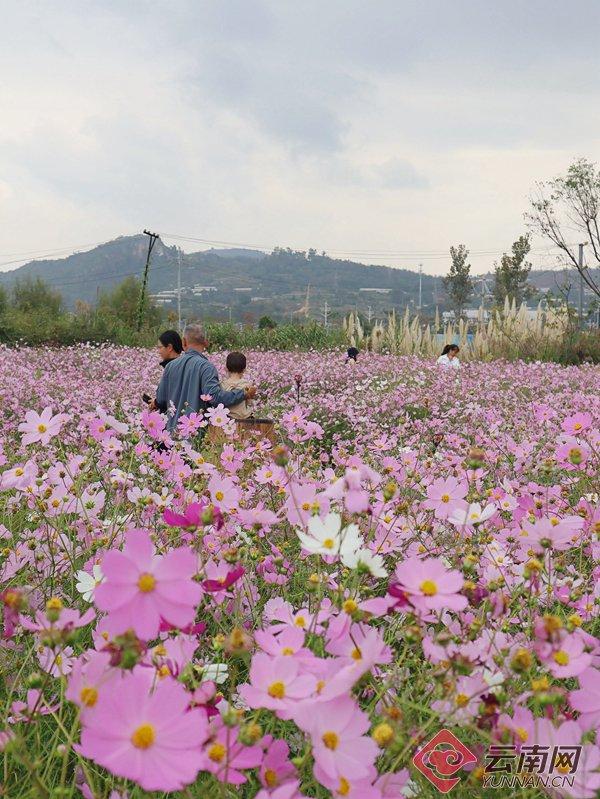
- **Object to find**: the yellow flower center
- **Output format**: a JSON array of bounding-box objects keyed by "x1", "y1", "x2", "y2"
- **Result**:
[
  {"x1": 137, "y1": 573, "x2": 156, "y2": 593},
  {"x1": 131, "y1": 723, "x2": 155, "y2": 749},
  {"x1": 441, "y1": 494, "x2": 450, "y2": 503},
  {"x1": 550, "y1": 517, "x2": 559, "y2": 527},
  {"x1": 301, "y1": 502, "x2": 311, "y2": 510},
  {"x1": 574, "y1": 422, "x2": 582, "y2": 430},
  {"x1": 316, "y1": 679, "x2": 326, "y2": 694},
  {"x1": 267, "y1": 681, "x2": 286, "y2": 699},
  {"x1": 323, "y1": 538, "x2": 335, "y2": 549},
  {"x1": 208, "y1": 742, "x2": 226, "y2": 762},
  {"x1": 455, "y1": 693, "x2": 469, "y2": 707},
  {"x1": 516, "y1": 727, "x2": 528, "y2": 742},
  {"x1": 37, "y1": 424, "x2": 47, "y2": 433},
  {"x1": 46, "y1": 596, "x2": 63, "y2": 612},
  {"x1": 264, "y1": 769, "x2": 278, "y2": 787},
  {"x1": 343, "y1": 599, "x2": 358, "y2": 614},
  {"x1": 15, "y1": 468, "x2": 24, "y2": 476},
  {"x1": 553, "y1": 650, "x2": 569, "y2": 666},
  {"x1": 80, "y1": 686, "x2": 98, "y2": 707},
  {"x1": 295, "y1": 616, "x2": 306, "y2": 627},
  {"x1": 215, "y1": 490, "x2": 224, "y2": 502},
  {"x1": 351, "y1": 647, "x2": 362, "y2": 661},
  {"x1": 322, "y1": 731, "x2": 339, "y2": 750},
  {"x1": 420, "y1": 580, "x2": 438, "y2": 596},
  {"x1": 281, "y1": 647, "x2": 294, "y2": 655},
  {"x1": 338, "y1": 777, "x2": 351, "y2": 796}
]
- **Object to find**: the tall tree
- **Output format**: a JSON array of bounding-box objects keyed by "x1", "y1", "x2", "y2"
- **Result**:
[
  {"x1": 526, "y1": 158, "x2": 600, "y2": 299},
  {"x1": 98, "y1": 276, "x2": 161, "y2": 328},
  {"x1": 13, "y1": 277, "x2": 62, "y2": 315},
  {"x1": 493, "y1": 235, "x2": 534, "y2": 307},
  {"x1": 443, "y1": 244, "x2": 473, "y2": 319}
]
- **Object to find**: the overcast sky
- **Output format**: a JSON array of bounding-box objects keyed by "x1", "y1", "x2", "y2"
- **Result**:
[{"x1": 2, "y1": 0, "x2": 599, "y2": 275}]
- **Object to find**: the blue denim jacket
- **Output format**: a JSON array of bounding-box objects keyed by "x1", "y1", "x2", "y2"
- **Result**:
[{"x1": 156, "y1": 350, "x2": 245, "y2": 431}]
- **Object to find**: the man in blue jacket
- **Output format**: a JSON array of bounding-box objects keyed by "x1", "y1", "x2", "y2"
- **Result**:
[{"x1": 155, "y1": 323, "x2": 256, "y2": 432}]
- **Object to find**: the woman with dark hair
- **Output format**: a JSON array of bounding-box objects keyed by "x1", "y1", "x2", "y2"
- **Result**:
[
  {"x1": 146, "y1": 330, "x2": 183, "y2": 411},
  {"x1": 158, "y1": 330, "x2": 183, "y2": 368},
  {"x1": 436, "y1": 344, "x2": 460, "y2": 370}
]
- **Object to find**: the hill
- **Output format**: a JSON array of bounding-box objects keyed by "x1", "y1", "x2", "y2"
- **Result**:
[{"x1": 0, "y1": 235, "x2": 597, "y2": 323}]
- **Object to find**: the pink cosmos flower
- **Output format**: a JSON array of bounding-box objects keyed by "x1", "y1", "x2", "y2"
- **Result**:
[
  {"x1": 201, "y1": 718, "x2": 263, "y2": 784},
  {"x1": 239, "y1": 653, "x2": 317, "y2": 713},
  {"x1": 66, "y1": 651, "x2": 118, "y2": 720},
  {"x1": 393, "y1": 557, "x2": 468, "y2": 613},
  {"x1": 20, "y1": 606, "x2": 95, "y2": 634},
  {"x1": 570, "y1": 668, "x2": 600, "y2": 730},
  {"x1": 19, "y1": 407, "x2": 68, "y2": 446},
  {"x1": 207, "y1": 475, "x2": 240, "y2": 512},
  {"x1": 79, "y1": 670, "x2": 207, "y2": 792},
  {"x1": 9, "y1": 690, "x2": 58, "y2": 723},
  {"x1": 293, "y1": 696, "x2": 378, "y2": 781},
  {"x1": 254, "y1": 627, "x2": 311, "y2": 659},
  {"x1": 528, "y1": 718, "x2": 600, "y2": 798},
  {"x1": 424, "y1": 476, "x2": 468, "y2": 519},
  {"x1": 259, "y1": 737, "x2": 297, "y2": 789},
  {"x1": 140, "y1": 410, "x2": 166, "y2": 440},
  {"x1": 562, "y1": 412, "x2": 593, "y2": 435},
  {"x1": 520, "y1": 515, "x2": 584, "y2": 552},
  {"x1": 255, "y1": 782, "x2": 307, "y2": 799},
  {"x1": 94, "y1": 529, "x2": 201, "y2": 640},
  {"x1": 542, "y1": 633, "x2": 592, "y2": 679},
  {"x1": 0, "y1": 460, "x2": 38, "y2": 491},
  {"x1": 555, "y1": 437, "x2": 591, "y2": 469}
]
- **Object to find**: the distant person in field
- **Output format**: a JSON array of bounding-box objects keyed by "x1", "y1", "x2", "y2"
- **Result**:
[
  {"x1": 346, "y1": 346, "x2": 359, "y2": 364},
  {"x1": 155, "y1": 323, "x2": 256, "y2": 432},
  {"x1": 436, "y1": 344, "x2": 460, "y2": 370},
  {"x1": 221, "y1": 351, "x2": 254, "y2": 420},
  {"x1": 157, "y1": 329, "x2": 183, "y2": 368}
]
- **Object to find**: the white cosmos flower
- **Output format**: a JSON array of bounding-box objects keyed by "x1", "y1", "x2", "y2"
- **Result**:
[
  {"x1": 297, "y1": 512, "x2": 363, "y2": 559},
  {"x1": 341, "y1": 547, "x2": 388, "y2": 578},
  {"x1": 448, "y1": 502, "x2": 496, "y2": 528},
  {"x1": 75, "y1": 565, "x2": 104, "y2": 603},
  {"x1": 201, "y1": 663, "x2": 229, "y2": 684}
]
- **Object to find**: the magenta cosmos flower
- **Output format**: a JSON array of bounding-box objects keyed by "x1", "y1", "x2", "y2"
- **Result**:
[
  {"x1": 393, "y1": 557, "x2": 468, "y2": 612},
  {"x1": 94, "y1": 529, "x2": 201, "y2": 640},
  {"x1": 79, "y1": 670, "x2": 207, "y2": 792},
  {"x1": 18, "y1": 407, "x2": 68, "y2": 446}
]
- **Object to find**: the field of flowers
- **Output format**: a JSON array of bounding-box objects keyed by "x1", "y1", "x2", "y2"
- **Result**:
[{"x1": 0, "y1": 344, "x2": 599, "y2": 799}]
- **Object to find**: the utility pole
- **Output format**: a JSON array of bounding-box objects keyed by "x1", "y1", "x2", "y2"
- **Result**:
[
  {"x1": 418, "y1": 263, "x2": 423, "y2": 315},
  {"x1": 136, "y1": 230, "x2": 159, "y2": 332},
  {"x1": 367, "y1": 305, "x2": 373, "y2": 324},
  {"x1": 177, "y1": 247, "x2": 182, "y2": 332},
  {"x1": 578, "y1": 243, "x2": 585, "y2": 328},
  {"x1": 322, "y1": 300, "x2": 329, "y2": 328}
]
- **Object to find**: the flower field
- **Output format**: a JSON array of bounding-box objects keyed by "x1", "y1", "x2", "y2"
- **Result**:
[{"x1": 1, "y1": 344, "x2": 599, "y2": 799}]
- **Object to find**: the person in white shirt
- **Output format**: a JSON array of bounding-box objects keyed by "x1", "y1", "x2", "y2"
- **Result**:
[{"x1": 436, "y1": 344, "x2": 460, "y2": 369}]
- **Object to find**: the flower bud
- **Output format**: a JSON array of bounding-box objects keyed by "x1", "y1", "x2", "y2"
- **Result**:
[
  {"x1": 372, "y1": 722, "x2": 395, "y2": 748},
  {"x1": 510, "y1": 648, "x2": 533, "y2": 672},
  {"x1": 45, "y1": 596, "x2": 63, "y2": 623}
]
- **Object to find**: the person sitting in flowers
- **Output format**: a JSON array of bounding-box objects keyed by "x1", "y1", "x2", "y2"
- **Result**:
[{"x1": 155, "y1": 323, "x2": 256, "y2": 431}]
